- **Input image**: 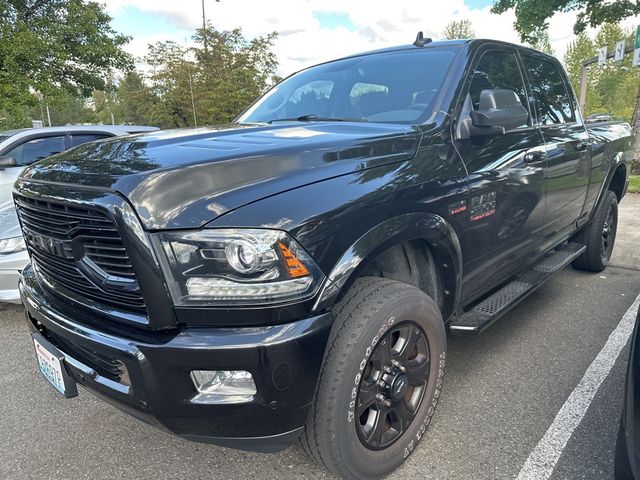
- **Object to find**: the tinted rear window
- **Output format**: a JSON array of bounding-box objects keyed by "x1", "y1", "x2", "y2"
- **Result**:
[{"x1": 522, "y1": 55, "x2": 575, "y2": 125}]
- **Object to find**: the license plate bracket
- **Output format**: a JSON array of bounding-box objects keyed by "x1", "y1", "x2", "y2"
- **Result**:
[{"x1": 32, "y1": 333, "x2": 78, "y2": 398}]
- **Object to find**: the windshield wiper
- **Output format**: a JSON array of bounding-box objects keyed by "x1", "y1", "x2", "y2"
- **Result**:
[{"x1": 266, "y1": 114, "x2": 366, "y2": 124}]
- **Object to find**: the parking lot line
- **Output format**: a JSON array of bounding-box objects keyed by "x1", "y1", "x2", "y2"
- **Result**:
[{"x1": 516, "y1": 291, "x2": 640, "y2": 480}]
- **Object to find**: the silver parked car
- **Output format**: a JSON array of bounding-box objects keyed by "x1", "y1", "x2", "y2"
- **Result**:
[{"x1": 0, "y1": 125, "x2": 158, "y2": 303}]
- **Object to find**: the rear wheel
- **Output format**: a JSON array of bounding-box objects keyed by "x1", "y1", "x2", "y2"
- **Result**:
[
  {"x1": 572, "y1": 190, "x2": 618, "y2": 272},
  {"x1": 300, "y1": 277, "x2": 446, "y2": 480}
]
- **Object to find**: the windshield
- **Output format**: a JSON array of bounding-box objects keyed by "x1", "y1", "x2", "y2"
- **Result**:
[{"x1": 238, "y1": 48, "x2": 458, "y2": 125}]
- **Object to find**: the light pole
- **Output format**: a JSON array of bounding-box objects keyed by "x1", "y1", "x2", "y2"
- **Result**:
[
  {"x1": 201, "y1": 0, "x2": 220, "y2": 52},
  {"x1": 578, "y1": 42, "x2": 635, "y2": 113}
]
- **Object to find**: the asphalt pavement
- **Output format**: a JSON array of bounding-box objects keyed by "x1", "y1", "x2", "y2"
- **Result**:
[{"x1": 1, "y1": 195, "x2": 639, "y2": 480}]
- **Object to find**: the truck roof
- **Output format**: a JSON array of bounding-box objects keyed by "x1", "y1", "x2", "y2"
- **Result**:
[{"x1": 335, "y1": 37, "x2": 558, "y2": 64}]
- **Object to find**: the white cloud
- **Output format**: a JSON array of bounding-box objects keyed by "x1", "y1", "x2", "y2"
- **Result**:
[{"x1": 105, "y1": 0, "x2": 640, "y2": 75}]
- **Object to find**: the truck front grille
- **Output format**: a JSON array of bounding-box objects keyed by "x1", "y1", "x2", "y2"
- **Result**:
[{"x1": 15, "y1": 194, "x2": 146, "y2": 312}]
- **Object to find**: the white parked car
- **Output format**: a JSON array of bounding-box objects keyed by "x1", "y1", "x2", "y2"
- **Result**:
[{"x1": 0, "y1": 125, "x2": 157, "y2": 303}]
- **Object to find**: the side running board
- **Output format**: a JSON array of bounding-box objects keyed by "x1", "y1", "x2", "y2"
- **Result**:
[{"x1": 449, "y1": 242, "x2": 586, "y2": 335}]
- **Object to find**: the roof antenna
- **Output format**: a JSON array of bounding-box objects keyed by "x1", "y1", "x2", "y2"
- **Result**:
[{"x1": 413, "y1": 31, "x2": 432, "y2": 47}]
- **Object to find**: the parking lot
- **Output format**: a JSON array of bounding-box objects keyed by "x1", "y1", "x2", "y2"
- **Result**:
[{"x1": 1, "y1": 194, "x2": 639, "y2": 480}]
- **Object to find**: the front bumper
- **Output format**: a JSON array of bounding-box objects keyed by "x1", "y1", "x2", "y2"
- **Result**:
[
  {"x1": 0, "y1": 249, "x2": 28, "y2": 303},
  {"x1": 20, "y1": 265, "x2": 333, "y2": 452}
]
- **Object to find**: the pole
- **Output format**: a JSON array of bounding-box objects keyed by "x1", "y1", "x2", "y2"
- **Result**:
[
  {"x1": 188, "y1": 64, "x2": 198, "y2": 127},
  {"x1": 578, "y1": 65, "x2": 588, "y2": 114},
  {"x1": 185, "y1": 36, "x2": 198, "y2": 128},
  {"x1": 579, "y1": 43, "x2": 636, "y2": 115},
  {"x1": 111, "y1": 111, "x2": 115, "y2": 125},
  {"x1": 45, "y1": 105, "x2": 51, "y2": 127},
  {"x1": 201, "y1": 0, "x2": 207, "y2": 51}
]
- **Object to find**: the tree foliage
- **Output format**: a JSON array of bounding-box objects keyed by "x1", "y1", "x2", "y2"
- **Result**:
[
  {"x1": 563, "y1": 24, "x2": 640, "y2": 122},
  {"x1": 0, "y1": 0, "x2": 132, "y2": 128},
  {"x1": 527, "y1": 30, "x2": 555, "y2": 55},
  {"x1": 441, "y1": 20, "x2": 476, "y2": 40},
  {"x1": 492, "y1": 0, "x2": 640, "y2": 41},
  {"x1": 95, "y1": 26, "x2": 279, "y2": 129}
]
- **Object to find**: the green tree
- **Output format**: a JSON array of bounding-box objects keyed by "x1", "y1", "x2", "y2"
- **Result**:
[
  {"x1": 143, "y1": 41, "x2": 198, "y2": 128},
  {"x1": 492, "y1": 0, "x2": 640, "y2": 41},
  {"x1": 593, "y1": 24, "x2": 640, "y2": 121},
  {"x1": 441, "y1": 20, "x2": 476, "y2": 40},
  {"x1": 528, "y1": 30, "x2": 555, "y2": 55},
  {"x1": 193, "y1": 27, "x2": 279, "y2": 125},
  {"x1": 563, "y1": 33, "x2": 600, "y2": 113},
  {"x1": 44, "y1": 92, "x2": 95, "y2": 125},
  {"x1": 113, "y1": 72, "x2": 156, "y2": 126},
  {"x1": 92, "y1": 87, "x2": 118, "y2": 125},
  {"x1": 134, "y1": 26, "x2": 279, "y2": 129},
  {"x1": 0, "y1": 0, "x2": 132, "y2": 128},
  {"x1": 563, "y1": 24, "x2": 640, "y2": 122}
]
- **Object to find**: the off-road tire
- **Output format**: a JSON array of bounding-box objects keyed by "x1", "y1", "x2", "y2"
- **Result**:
[{"x1": 300, "y1": 277, "x2": 446, "y2": 480}]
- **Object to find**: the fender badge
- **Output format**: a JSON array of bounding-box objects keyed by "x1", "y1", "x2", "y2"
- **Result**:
[
  {"x1": 448, "y1": 200, "x2": 467, "y2": 215},
  {"x1": 470, "y1": 209, "x2": 496, "y2": 222}
]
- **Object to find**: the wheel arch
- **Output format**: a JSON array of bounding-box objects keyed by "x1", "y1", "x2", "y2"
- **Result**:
[
  {"x1": 313, "y1": 212, "x2": 462, "y2": 321},
  {"x1": 609, "y1": 161, "x2": 627, "y2": 202}
]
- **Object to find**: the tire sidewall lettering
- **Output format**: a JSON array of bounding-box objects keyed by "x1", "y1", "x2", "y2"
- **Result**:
[{"x1": 347, "y1": 316, "x2": 396, "y2": 423}]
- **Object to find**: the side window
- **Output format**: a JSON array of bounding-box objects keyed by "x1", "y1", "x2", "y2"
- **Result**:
[
  {"x1": 69, "y1": 134, "x2": 110, "y2": 147},
  {"x1": 522, "y1": 55, "x2": 575, "y2": 125},
  {"x1": 468, "y1": 50, "x2": 530, "y2": 128},
  {"x1": 4, "y1": 136, "x2": 65, "y2": 166}
]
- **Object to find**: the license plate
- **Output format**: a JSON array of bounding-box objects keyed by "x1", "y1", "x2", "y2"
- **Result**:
[{"x1": 32, "y1": 333, "x2": 77, "y2": 398}]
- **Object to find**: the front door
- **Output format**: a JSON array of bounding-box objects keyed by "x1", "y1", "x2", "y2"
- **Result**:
[{"x1": 453, "y1": 46, "x2": 547, "y2": 303}]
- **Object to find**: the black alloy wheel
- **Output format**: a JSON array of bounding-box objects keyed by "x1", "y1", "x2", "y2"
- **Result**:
[{"x1": 355, "y1": 321, "x2": 429, "y2": 450}]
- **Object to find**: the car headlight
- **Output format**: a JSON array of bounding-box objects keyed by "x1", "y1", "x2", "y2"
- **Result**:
[
  {"x1": 152, "y1": 229, "x2": 324, "y2": 306},
  {"x1": 0, "y1": 236, "x2": 26, "y2": 254}
]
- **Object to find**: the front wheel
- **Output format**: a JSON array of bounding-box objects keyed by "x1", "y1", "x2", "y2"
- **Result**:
[
  {"x1": 300, "y1": 277, "x2": 446, "y2": 480},
  {"x1": 572, "y1": 190, "x2": 618, "y2": 273}
]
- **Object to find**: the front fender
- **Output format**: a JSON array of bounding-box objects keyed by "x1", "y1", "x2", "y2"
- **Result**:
[{"x1": 313, "y1": 212, "x2": 463, "y2": 320}]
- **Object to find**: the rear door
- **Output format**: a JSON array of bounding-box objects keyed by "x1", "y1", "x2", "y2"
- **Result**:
[
  {"x1": 454, "y1": 45, "x2": 548, "y2": 303},
  {"x1": 520, "y1": 53, "x2": 591, "y2": 246}
]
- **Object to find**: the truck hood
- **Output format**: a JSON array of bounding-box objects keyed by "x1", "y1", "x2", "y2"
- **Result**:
[{"x1": 19, "y1": 122, "x2": 421, "y2": 229}]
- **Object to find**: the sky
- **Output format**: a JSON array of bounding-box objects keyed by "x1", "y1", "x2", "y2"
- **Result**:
[{"x1": 105, "y1": 0, "x2": 640, "y2": 76}]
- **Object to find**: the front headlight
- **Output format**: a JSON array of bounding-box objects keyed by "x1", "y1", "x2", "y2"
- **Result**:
[
  {"x1": 152, "y1": 229, "x2": 324, "y2": 306},
  {"x1": 0, "y1": 236, "x2": 26, "y2": 254}
]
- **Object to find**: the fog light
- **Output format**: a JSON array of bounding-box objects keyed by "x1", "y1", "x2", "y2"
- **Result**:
[{"x1": 190, "y1": 370, "x2": 257, "y2": 404}]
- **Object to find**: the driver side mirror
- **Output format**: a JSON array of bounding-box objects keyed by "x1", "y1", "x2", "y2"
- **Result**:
[
  {"x1": 0, "y1": 156, "x2": 17, "y2": 169},
  {"x1": 471, "y1": 89, "x2": 529, "y2": 132},
  {"x1": 456, "y1": 89, "x2": 529, "y2": 140}
]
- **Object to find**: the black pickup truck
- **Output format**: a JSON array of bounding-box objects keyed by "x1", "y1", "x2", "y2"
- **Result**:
[{"x1": 16, "y1": 36, "x2": 632, "y2": 480}]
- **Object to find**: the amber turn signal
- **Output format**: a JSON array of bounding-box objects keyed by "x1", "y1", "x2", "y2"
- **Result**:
[{"x1": 278, "y1": 242, "x2": 310, "y2": 278}]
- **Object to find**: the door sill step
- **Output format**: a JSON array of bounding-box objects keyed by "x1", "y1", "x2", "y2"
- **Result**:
[{"x1": 449, "y1": 242, "x2": 586, "y2": 335}]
